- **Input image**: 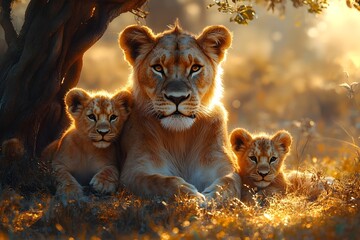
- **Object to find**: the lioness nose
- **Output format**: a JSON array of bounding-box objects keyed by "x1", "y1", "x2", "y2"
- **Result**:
[
  {"x1": 164, "y1": 94, "x2": 190, "y2": 105},
  {"x1": 97, "y1": 129, "x2": 109, "y2": 136},
  {"x1": 258, "y1": 171, "x2": 269, "y2": 178}
]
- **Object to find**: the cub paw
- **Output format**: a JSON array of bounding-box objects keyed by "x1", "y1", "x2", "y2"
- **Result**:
[{"x1": 90, "y1": 169, "x2": 119, "y2": 194}]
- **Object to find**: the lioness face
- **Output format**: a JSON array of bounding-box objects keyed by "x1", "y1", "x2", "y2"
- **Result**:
[
  {"x1": 230, "y1": 129, "x2": 292, "y2": 188},
  {"x1": 65, "y1": 88, "x2": 132, "y2": 148},
  {"x1": 119, "y1": 24, "x2": 232, "y2": 131},
  {"x1": 137, "y1": 34, "x2": 215, "y2": 131}
]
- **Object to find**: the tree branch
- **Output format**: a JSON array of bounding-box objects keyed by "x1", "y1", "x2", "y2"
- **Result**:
[
  {"x1": 62, "y1": 0, "x2": 147, "y2": 74},
  {"x1": 0, "y1": 0, "x2": 18, "y2": 46}
]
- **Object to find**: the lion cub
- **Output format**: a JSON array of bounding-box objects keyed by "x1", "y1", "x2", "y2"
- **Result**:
[
  {"x1": 42, "y1": 88, "x2": 132, "y2": 200},
  {"x1": 230, "y1": 128, "x2": 333, "y2": 204},
  {"x1": 230, "y1": 128, "x2": 291, "y2": 203}
]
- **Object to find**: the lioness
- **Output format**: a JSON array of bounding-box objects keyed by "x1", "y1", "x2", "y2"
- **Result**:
[{"x1": 118, "y1": 23, "x2": 241, "y2": 200}]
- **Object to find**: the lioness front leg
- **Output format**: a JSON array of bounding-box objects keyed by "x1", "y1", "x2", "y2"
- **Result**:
[
  {"x1": 130, "y1": 174, "x2": 205, "y2": 200},
  {"x1": 53, "y1": 165, "x2": 83, "y2": 200},
  {"x1": 90, "y1": 165, "x2": 119, "y2": 194},
  {"x1": 202, "y1": 172, "x2": 241, "y2": 200}
]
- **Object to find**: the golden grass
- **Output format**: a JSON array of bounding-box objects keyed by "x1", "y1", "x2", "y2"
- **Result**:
[{"x1": 0, "y1": 170, "x2": 359, "y2": 239}]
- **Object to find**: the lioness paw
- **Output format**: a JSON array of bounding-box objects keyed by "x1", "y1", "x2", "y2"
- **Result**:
[
  {"x1": 90, "y1": 168, "x2": 119, "y2": 194},
  {"x1": 90, "y1": 177, "x2": 117, "y2": 194},
  {"x1": 202, "y1": 185, "x2": 235, "y2": 201},
  {"x1": 202, "y1": 188, "x2": 219, "y2": 200},
  {"x1": 179, "y1": 183, "x2": 205, "y2": 200},
  {"x1": 202, "y1": 173, "x2": 242, "y2": 201}
]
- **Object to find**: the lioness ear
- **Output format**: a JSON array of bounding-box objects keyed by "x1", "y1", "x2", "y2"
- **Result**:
[
  {"x1": 65, "y1": 88, "x2": 91, "y2": 117},
  {"x1": 230, "y1": 128, "x2": 252, "y2": 153},
  {"x1": 196, "y1": 25, "x2": 232, "y2": 63},
  {"x1": 119, "y1": 25, "x2": 156, "y2": 65},
  {"x1": 272, "y1": 130, "x2": 292, "y2": 154},
  {"x1": 113, "y1": 90, "x2": 133, "y2": 114}
]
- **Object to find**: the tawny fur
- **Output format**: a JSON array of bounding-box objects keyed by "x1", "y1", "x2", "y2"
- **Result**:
[
  {"x1": 230, "y1": 128, "x2": 332, "y2": 203},
  {"x1": 230, "y1": 128, "x2": 292, "y2": 203},
  {"x1": 118, "y1": 23, "x2": 241, "y2": 200},
  {"x1": 41, "y1": 88, "x2": 132, "y2": 200}
]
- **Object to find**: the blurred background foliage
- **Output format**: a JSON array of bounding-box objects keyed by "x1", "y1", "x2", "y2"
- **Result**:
[
  {"x1": 1, "y1": 0, "x2": 360, "y2": 176},
  {"x1": 1, "y1": 1, "x2": 360, "y2": 238}
]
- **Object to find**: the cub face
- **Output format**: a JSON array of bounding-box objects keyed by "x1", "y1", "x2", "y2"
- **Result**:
[
  {"x1": 65, "y1": 88, "x2": 132, "y2": 148},
  {"x1": 119, "y1": 23, "x2": 232, "y2": 131},
  {"x1": 230, "y1": 128, "x2": 292, "y2": 188}
]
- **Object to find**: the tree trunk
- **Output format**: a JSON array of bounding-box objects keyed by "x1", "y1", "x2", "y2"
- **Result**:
[
  {"x1": 0, "y1": 0, "x2": 146, "y2": 157},
  {"x1": 0, "y1": 0, "x2": 146, "y2": 191}
]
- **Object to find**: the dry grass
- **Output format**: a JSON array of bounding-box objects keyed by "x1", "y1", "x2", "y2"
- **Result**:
[
  {"x1": 2, "y1": 3, "x2": 359, "y2": 238},
  {"x1": 1, "y1": 56, "x2": 360, "y2": 238},
  {"x1": 0, "y1": 168, "x2": 359, "y2": 239}
]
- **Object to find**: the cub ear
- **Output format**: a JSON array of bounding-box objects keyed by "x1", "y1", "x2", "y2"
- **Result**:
[
  {"x1": 119, "y1": 25, "x2": 156, "y2": 65},
  {"x1": 230, "y1": 128, "x2": 252, "y2": 153},
  {"x1": 272, "y1": 130, "x2": 292, "y2": 154},
  {"x1": 196, "y1": 25, "x2": 232, "y2": 63},
  {"x1": 113, "y1": 90, "x2": 133, "y2": 114},
  {"x1": 65, "y1": 88, "x2": 91, "y2": 117}
]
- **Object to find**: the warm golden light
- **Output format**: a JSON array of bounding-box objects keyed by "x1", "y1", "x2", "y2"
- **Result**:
[{"x1": 1, "y1": 1, "x2": 360, "y2": 239}]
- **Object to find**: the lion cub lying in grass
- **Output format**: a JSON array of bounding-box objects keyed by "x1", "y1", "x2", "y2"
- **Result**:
[
  {"x1": 230, "y1": 128, "x2": 332, "y2": 204},
  {"x1": 42, "y1": 88, "x2": 132, "y2": 201}
]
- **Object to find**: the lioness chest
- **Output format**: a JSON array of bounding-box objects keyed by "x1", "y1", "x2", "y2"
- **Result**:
[{"x1": 149, "y1": 125, "x2": 222, "y2": 192}]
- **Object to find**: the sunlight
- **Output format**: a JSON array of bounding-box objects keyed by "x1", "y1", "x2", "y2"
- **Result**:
[
  {"x1": 185, "y1": 3, "x2": 201, "y2": 17},
  {"x1": 2, "y1": 1, "x2": 360, "y2": 239},
  {"x1": 347, "y1": 53, "x2": 360, "y2": 67},
  {"x1": 13, "y1": 210, "x2": 44, "y2": 232},
  {"x1": 90, "y1": 7, "x2": 96, "y2": 18},
  {"x1": 263, "y1": 212, "x2": 273, "y2": 220},
  {"x1": 307, "y1": 27, "x2": 319, "y2": 38},
  {"x1": 317, "y1": 1, "x2": 360, "y2": 70},
  {"x1": 209, "y1": 66, "x2": 225, "y2": 110}
]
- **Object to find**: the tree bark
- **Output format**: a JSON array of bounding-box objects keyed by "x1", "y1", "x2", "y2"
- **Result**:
[{"x1": 0, "y1": 0, "x2": 146, "y2": 157}]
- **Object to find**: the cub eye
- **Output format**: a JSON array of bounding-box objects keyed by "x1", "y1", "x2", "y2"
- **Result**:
[
  {"x1": 190, "y1": 64, "x2": 202, "y2": 74},
  {"x1": 109, "y1": 115, "x2": 118, "y2": 122},
  {"x1": 249, "y1": 156, "x2": 257, "y2": 163},
  {"x1": 87, "y1": 114, "x2": 96, "y2": 121},
  {"x1": 152, "y1": 64, "x2": 164, "y2": 73},
  {"x1": 270, "y1": 157, "x2": 277, "y2": 163}
]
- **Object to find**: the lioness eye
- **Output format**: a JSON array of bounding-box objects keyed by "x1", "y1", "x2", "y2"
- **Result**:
[
  {"x1": 87, "y1": 114, "x2": 96, "y2": 121},
  {"x1": 110, "y1": 115, "x2": 118, "y2": 122},
  {"x1": 249, "y1": 156, "x2": 257, "y2": 163},
  {"x1": 152, "y1": 64, "x2": 163, "y2": 73},
  {"x1": 270, "y1": 157, "x2": 277, "y2": 163},
  {"x1": 190, "y1": 64, "x2": 202, "y2": 74}
]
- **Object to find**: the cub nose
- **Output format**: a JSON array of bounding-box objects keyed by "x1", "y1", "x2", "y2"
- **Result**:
[
  {"x1": 257, "y1": 171, "x2": 269, "y2": 178},
  {"x1": 164, "y1": 94, "x2": 190, "y2": 105},
  {"x1": 97, "y1": 129, "x2": 109, "y2": 136}
]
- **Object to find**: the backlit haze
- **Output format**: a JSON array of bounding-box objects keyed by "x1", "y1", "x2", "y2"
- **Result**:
[{"x1": 2, "y1": 0, "x2": 360, "y2": 167}]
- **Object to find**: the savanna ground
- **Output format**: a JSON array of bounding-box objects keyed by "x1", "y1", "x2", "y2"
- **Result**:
[
  {"x1": 0, "y1": 158, "x2": 359, "y2": 239},
  {"x1": 1, "y1": 1, "x2": 360, "y2": 239}
]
